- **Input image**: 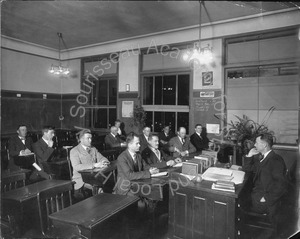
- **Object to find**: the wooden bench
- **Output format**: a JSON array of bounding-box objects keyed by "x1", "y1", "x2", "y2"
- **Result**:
[{"x1": 49, "y1": 193, "x2": 139, "y2": 239}]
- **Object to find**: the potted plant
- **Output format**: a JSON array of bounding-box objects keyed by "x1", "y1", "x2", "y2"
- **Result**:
[
  {"x1": 224, "y1": 107, "x2": 275, "y2": 155},
  {"x1": 129, "y1": 105, "x2": 146, "y2": 134}
]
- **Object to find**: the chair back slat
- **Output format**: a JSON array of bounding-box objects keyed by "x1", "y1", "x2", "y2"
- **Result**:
[
  {"x1": 2, "y1": 173, "x2": 26, "y2": 193},
  {"x1": 37, "y1": 182, "x2": 73, "y2": 236}
]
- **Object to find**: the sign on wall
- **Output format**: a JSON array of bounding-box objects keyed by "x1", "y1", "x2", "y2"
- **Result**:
[{"x1": 122, "y1": 101, "x2": 134, "y2": 118}]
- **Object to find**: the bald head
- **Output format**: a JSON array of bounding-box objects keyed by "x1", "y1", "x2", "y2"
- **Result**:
[{"x1": 110, "y1": 126, "x2": 118, "y2": 136}]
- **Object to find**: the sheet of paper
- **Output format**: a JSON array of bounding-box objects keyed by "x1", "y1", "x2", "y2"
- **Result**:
[
  {"x1": 206, "y1": 124, "x2": 220, "y2": 134},
  {"x1": 32, "y1": 163, "x2": 42, "y2": 171},
  {"x1": 151, "y1": 172, "x2": 168, "y2": 177},
  {"x1": 173, "y1": 162, "x2": 183, "y2": 167}
]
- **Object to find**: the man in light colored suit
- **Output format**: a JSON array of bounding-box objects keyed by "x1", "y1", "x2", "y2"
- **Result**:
[
  {"x1": 70, "y1": 129, "x2": 110, "y2": 197},
  {"x1": 105, "y1": 126, "x2": 127, "y2": 149},
  {"x1": 114, "y1": 132, "x2": 159, "y2": 196},
  {"x1": 168, "y1": 127, "x2": 196, "y2": 158}
]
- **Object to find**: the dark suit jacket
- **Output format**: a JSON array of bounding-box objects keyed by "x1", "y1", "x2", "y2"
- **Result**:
[
  {"x1": 243, "y1": 150, "x2": 287, "y2": 207},
  {"x1": 141, "y1": 147, "x2": 174, "y2": 169},
  {"x1": 33, "y1": 138, "x2": 55, "y2": 173},
  {"x1": 114, "y1": 150, "x2": 151, "y2": 195},
  {"x1": 105, "y1": 133, "x2": 124, "y2": 149},
  {"x1": 190, "y1": 133, "x2": 209, "y2": 152},
  {"x1": 139, "y1": 134, "x2": 149, "y2": 152},
  {"x1": 8, "y1": 135, "x2": 33, "y2": 158},
  {"x1": 168, "y1": 136, "x2": 196, "y2": 157}
]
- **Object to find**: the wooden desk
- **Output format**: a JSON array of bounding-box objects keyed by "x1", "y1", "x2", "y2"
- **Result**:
[
  {"x1": 2, "y1": 180, "x2": 73, "y2": 236},
  {"x1": 78, "y1": 160, "x2": 117, "y2": 194},
  {"x1": 49, "y1": 193, "x2": 139, "y2": 239},
  {"x1": 2, "y1": 168, "x2": 31, "y2": 179},
  {"x1": 47, "y1": 159, "x2": 70, "y2": 180},
  {"x1": 168, "y1": 172, "x2": 248, "y2": 239}
]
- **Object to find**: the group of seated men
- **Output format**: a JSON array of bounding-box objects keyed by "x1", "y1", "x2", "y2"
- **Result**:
[{"x1": 7, "y1": 122, "x2": 288, "y2": 225}]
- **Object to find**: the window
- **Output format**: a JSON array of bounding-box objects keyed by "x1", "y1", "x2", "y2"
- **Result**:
[
  {"x1": 83, "y1": 78, "x2": 117, "y2": 129},
  {"x1": 142, "y1": 73, "x2": 190, "y2": 133},
  {"x1": 226, "y1": 64, "x2": 298, "y2": 144}
]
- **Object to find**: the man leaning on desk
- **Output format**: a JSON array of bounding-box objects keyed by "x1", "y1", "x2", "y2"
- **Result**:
[
  {"x1": 114, "y1": 132, "x2": 159, "y2": 196},
  {"x1": 243, "y1": 133, "x2": 287, "y2": 225},
  {"x1": 168, "y1": 127, "x2": 196, "y2": 158},
  {"x1": 70, "y1": 129, "x2": 110, "y2": 198},
  {"x1": 141, "y1": 134, "x2": 181, "y2": 169}
]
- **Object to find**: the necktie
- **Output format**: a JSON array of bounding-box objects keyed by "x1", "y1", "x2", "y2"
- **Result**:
[
  {"x1": 86, "y1": 147, "x2": 91, "y2": 154},
  {"x1": 155, "y1": 149, "x2": 161, "y2": 162},
  {"x1": 21, "y1": 138, "x2": 25, "y2": 144},
  {"x1": 182, "y1": 138, "x2": 185, "y2": 144}
]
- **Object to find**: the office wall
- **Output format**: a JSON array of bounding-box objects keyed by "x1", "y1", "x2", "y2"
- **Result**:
[{"x1": 1, "y1": 48, "x2": 81, "y2": 94}]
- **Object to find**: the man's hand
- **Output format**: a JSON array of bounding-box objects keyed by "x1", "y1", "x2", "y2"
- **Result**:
[
  {"x1": 180, "y1": 151, "x2": 188, "y2": 157},
  {"x1": 166, "y1": 160, "x2": 175, "y2": 167},
  {"x1": 24, "y1": 149, "x2": 32, "y2": 155},
  {"x1": 149, "y1": 167, "x2": 159, "y2": 175},
  {"x1": 19, "y1": 150, "x2": 26, "y2": 156},
  {"x1": 174, "y1": 158, "x2": 182, "y2": 163},
  {"x1": 260, "y1": 197, "x2": 266, "y2": 202},
  {"x1": 94, "y1": 160, "x2": 110, "y2": 168},
  {"x1": 246, "y1": 148, "x2": 259, "y2": 157}
]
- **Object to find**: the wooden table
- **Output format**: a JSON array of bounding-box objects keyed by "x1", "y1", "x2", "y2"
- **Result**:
[
  {"x1": 168, "y1": 171, "x2": 248, "y2": 239},
  {"x1": 78, "y1": 160, "x2": 117, "y2": 194},
  {"x1": 49, "y1": 193, "x2": 139, "y2": 239},
  {"x1": 2, "y1": 168, "x2": 31, "y2": 179},
  {"x1": 2, "y1": 180, "x2": 73, "y2": 236}
]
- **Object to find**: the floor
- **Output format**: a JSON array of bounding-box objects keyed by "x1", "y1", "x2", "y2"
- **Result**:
[{"x1": 2, "y1": 181, "x2": 299, "y2": 239}]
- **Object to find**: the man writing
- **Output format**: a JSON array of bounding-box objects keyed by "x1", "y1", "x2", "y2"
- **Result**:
[
  {"x1": 114, "y1": 132, "x2": 159, "y2": 196},
  {"x1": 243, "y1": 133, "x2": 287, "y2": 225},
  {"x1": 9, "y1": 125, "x2": 33, "y2": 159},
  {"x1": 70, "y1": 129, "x2": 110, "y2": 198}
]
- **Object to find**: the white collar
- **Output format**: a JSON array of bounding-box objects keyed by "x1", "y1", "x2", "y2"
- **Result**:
[
  {"x1": 42, "y1": 137, "x2": 48, "y2": 145},
  {"x1": 19, "y1": 136, "x2": 25, "y2": 140},
  {"x1": 260, "y1": 150, "x2": 272, "y2": 163},
  {"x1": 196, "y1": 132, "x2": 201, "y2": 137},
  {"x1": 111, "y1": 133, "x2": 116, "y2": 138},
  {"x1": 128, "y1": 150, "x2": 136, "y2": 160},
  {"x1": 81, "y1": 144, "x2": 90, "y2": 151}
]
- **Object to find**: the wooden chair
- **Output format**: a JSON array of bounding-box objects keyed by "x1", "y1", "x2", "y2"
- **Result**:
[
  {"x1": 37, "y1": 182, "x2": 73, "y2": 237},
  {"x1": 2, "y1": 173, "x2": 26, "y2": 193}
]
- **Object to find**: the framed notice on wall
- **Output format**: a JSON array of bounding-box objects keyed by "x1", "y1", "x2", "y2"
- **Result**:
[
  {"x1": 122, "y1": 101, "x2": 134, "y2": 118},
  {"x1": 202, "y1": 71, "x2": 213, "y2": 86}
]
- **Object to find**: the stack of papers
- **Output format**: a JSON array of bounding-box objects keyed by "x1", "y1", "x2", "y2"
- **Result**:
[
  {"x1": 202, "y1": 167, "x2": 245, "y2": 184},
  {"x1": 151, "y1": 172, "x2": 168, "y2": 177}
]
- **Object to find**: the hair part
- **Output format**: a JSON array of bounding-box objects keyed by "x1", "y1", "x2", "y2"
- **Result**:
[{"x1": 42, "y1": 126, "x2": 55, "y2": 134}]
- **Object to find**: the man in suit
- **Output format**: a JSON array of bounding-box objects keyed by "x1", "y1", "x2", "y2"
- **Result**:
[
  {"x1": 139, "y1": 126, "x2": 151, "y2": 152},
  {"x1": 70, "y1": 129, "x2": 110, "y2": 197},
  {"x1": 243, "y1": 133, "x2": 287, "y2": 226},
  {"x1": 105, "y1": 126, "x2": 127, "y2": 149},
  {"x1": 33, "y1": 126, "x2": 57, "y2": 174},
  {"x1": 142, "y1": 134, "x2": 181, "y2": 169},
  {"x1": 158, "y1": 125, "x2": 175, "y2": 154},
  {"x1": 115, "y1": 119, "x2": 126, "y2": 141},
  {"x1": 190, "y1": 124, "x2": 210, "y2": 152},
  {"x1": 9, "y1": 125, "x2": 50, "y2": 181},
  {"x1": 9, "y1": 125, "x2": 33, "y2": 159},
  {"x1": 168, "y1": 127, "x2": 196, "y2": 158},
  {"x1": 114, "y1": 132, "x2": 159, "y2": 196}
]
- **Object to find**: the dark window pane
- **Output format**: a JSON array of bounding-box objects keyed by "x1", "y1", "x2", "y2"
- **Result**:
[
  {"x1": 165, "y1": 112, "x2": 176, "y2": 133},
  {"x1": 178, "y1": 74, "x2": 189, "y2": 105},
  {"x1": 109, "y1": 108, "x2": 116, "y2": 128},
  {"x1": 143, "y1": 77, "x2": 153, "y2": 105},
  {"x1": 98, "y1": 80, "x2": 108, "y2": 105},
  {"x1": 162, "y1": 75, "x2": 176, "y2": 105},
  {"x1": 145, "y1": 111, "x2": 153, "y2": 129},
  {"x1": 154, "y1": 76, "x2": 163, "y2": 105},
  {"x1": 177, "y1": 112, "x2": 189, "y2": 134},
  {"x1": 154, "y1": 112, "x2": 163, "y2": 132},
  {"x1": 109, "y1": 79, "x2": 117, "y2": 105},
  {"x1": 85, "y1": 108, "x2": 92, "y2": 128},
  {"x1": 94, "y1": 108, "x2": 107, "y2": 128}
]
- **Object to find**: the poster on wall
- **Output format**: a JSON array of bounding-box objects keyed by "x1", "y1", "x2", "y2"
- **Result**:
[
  {"x1": 202, "y1": 71, "x2": 213, "y2": 86},
  {"x1": 122, "y1": 101, "x2": 134, "y2": 118}
]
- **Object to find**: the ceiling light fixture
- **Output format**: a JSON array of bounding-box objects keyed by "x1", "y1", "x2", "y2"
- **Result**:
[
  {"x1": 49, "y1": 32, "x2": 70, "y2": 75},
  {"x1": 182, "y1": 1, "x2": 213, "y2": 68}
]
